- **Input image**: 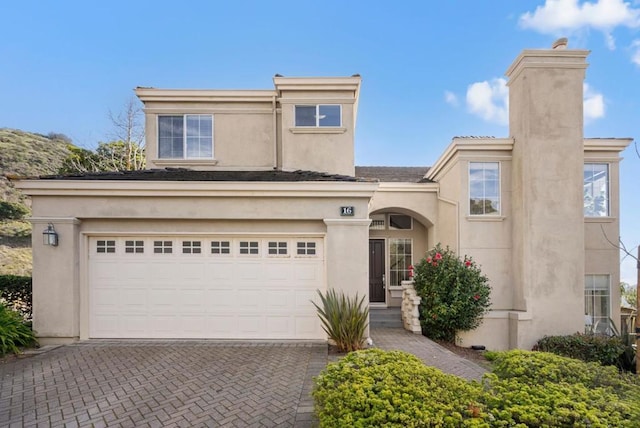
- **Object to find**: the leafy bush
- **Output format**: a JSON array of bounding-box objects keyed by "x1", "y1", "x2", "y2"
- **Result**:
[
  {"x1": 0, "y1": 275, "x2": 32, "y2": 320},
  {"x1": 313, "y1": 349, "x2": 484, "y2": 427},
  {"x1": 0, "y1": 200, "x2": 29, "y2": 220},
  {"x1": 0, "y1": 302, "x2": 37, "y2": 356},
  {"x1": 312, "y1": 289, "x2": 368, "y2": 352},
  {"x1": 413, "y1": 244, "x2": 491, "y2": 342},
  {"x1": 533, "y1": 333, "x2": 626, "y2": 367},
  {"x1": 314, "y1": 349, "x2": 640, "y2": 427}
]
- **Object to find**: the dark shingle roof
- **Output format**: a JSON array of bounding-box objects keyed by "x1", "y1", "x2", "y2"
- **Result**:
[
  {"x1": 35, "y1": 169, "x2": 365, "y2": 182},
  {"x1": 355, "y1": 166, "x2": 432, "y2": 183}
]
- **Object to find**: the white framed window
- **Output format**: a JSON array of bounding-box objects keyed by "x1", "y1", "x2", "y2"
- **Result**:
[
  {"x1": 96, "y1": 240, "x2": 116, "y2": 254},
  {"x1": 211, "y1": 241, "x2": 231, "y2": 255},
  {"x1": 153, "y1": 240, "x2": 173, "y2": 254},
  {"x1": 158, "y1": 115, "x2": 213, "y2": 159},
  {"x1": 584, "y1": 274, "x2": 611, "y2": 334},
  {"x1": 389, "y1": 239, "x2": 412, "y2": 286},
  {"x1": 294, "y1": 105, "x2": 341, "y2": 127},
  {"x1": 296, "y1": 241, "x2": 317, "y2": 256},
  {"x1": 125, "y1": 240, "x2": 144, "y2": 254},
  {"x1": 469, "y1": 162, "x2": 500, "y2": 215},
  {"x1": 182, "y1": 241, "x2": 202, "y2": 254},
  {"x1": 268, "y1": 241, "x2": 288, "y2": 256},
  {"x1": 239, "y1": 241, "x2": 259, "y2": 255},
  {"x1": 584, "y1": 163, "x2": 609, "y2": 217},
  {"x1": 389, "y1": 214, "x2": 412, "y2": 230}
]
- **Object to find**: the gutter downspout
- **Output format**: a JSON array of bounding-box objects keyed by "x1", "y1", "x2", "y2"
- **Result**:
[{"x1": 272, "y1": 94, "x2": 278, "y2": 170}]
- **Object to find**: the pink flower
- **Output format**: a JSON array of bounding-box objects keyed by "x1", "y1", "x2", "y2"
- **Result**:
[
  {"x1": 465, "y1": 260, "x2": 471, "y2": 267},
  {"x1": 473, "y1": 294, "x2": 480, "y2": 301},
  {"x1": 426, "y1": 257, "x2": 432, "y2": 263},
  {"x1": 435, "y1": 253, "x2": 442, "y2": 260},
  {"x1": 432, "y1": 262, "x2": 438, "y2": 267}
]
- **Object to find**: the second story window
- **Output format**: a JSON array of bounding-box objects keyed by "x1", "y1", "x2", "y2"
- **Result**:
[
  {"x1": 584, "y1": 163, "x2": 609, "y2": 217},
  {"x1": 158, "y1": 115, "x2": 213, "y2": 159},
  {"x1": 295, "y1": 105, "x2": 341, "y2": 127},
  {"x1": 469, "y1": 162, "x2": 500, "y2": 215}
]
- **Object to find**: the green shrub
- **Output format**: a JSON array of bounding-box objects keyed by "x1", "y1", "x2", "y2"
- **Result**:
[
  {"x1": 0, "y1": 200, "x2": 29, "y2": 220},
  {"x1": 312, "y1": 289, "x2": 368, "y2": 352},
  {"x1": 533, "y1": 333, "x2": 627, "y2": 367},
  {"x1": 313, "y1": 349, "x2": 484, "y2": 427},
  {"x1": 313, "y1": 349, "x2": 640, "y2": 427},
  {"x1": 0, "y1": 275, "x2": 32, "y2": 320},
  {"x1": 413, "y1": 244, "x2": 491, "y2": 342},
  {"x1": 0, "y1": 302, "x2": 37, "y2": 356}
]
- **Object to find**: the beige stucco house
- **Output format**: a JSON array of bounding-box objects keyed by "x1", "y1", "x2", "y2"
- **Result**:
[{"x1": 16, "y1": 42, "x2": 631, "y2": 350}]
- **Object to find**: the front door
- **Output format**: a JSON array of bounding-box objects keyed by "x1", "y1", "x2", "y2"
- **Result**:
[{"x1": 369, "y1": 239, "x2": 385, "y2": 303}]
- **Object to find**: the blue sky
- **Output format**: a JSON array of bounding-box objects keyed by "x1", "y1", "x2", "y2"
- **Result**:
[{"x1": 1, "y1": 0, "x2": 638, "y2": 284}]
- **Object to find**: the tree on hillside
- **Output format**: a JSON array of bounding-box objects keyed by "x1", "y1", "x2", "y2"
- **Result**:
[
  {"x1": 620, "y1": 282, "x2": 637, "y2": 308},
  {"x1": 58, "y1": 98, "x2": 146, "y2": 174}
]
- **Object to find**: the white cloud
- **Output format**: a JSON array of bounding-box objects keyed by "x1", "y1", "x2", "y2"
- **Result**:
[
  {"x1": 583, "y1": 83, "x2": 605, "y2": 122},
  {"x1": 465, "y1": 78, "x2": 509, "y2": 126},
  {"x1": 464, "y1": 78, "x2": 603, "y2": 125},
  {"x1": 632, "y1": 39, "x2": 640, "y2": 65},
  {"x1": 444, "y1": 90, "x2": 459, "y2": 106},
  {"x1": 519, "y1": 0, "x2": 640, "y2": 49}
]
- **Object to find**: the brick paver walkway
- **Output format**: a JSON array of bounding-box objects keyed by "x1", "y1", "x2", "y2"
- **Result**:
[
  {"x1": 370, "y1": 327, "x2": 488, "y2": 381},
  {"x1": 0, "y1": 341, "x2": 326, "y2": 428}
]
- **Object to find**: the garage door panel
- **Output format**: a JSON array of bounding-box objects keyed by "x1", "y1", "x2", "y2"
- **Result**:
[{"x1": 90, "y1": 236, "x2": 325, "y2": 339}]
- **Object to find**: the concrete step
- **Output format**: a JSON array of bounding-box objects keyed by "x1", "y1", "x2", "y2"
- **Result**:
[{"x1": 369, "y1": 308, "x2": 403, "y2": 328}]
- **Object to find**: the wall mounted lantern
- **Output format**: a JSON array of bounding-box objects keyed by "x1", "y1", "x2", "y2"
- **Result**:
[{"x1": 43, "y1": 223, "x2": 59, "y2": 247}]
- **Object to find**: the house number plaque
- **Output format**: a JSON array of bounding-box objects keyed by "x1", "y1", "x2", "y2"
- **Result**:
[{"x1": 340, "y1": 206, "x2": 355, "y2": 216}]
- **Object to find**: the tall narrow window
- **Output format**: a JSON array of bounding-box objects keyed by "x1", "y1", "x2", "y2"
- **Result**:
[
  {"x1": 389, "y1": 239, "x2": 412, "y2": 286},
  {"x1": 584, "y1": 163, "x2": 609, "y2": 217},
  {"x1": 295, "y1": 105, "x2": 341, "y2": 127},
  {"x1": 158, "y1": 115, "x2": 213, "y2": 159},
  {"x1": 585, "y1": 275, "x2": 611, "y2": 334},
  {"x1": 469, "y1": 162, "x2": 500, "y2": 215}
]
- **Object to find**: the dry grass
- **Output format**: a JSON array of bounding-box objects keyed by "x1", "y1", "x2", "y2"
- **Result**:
[{"x1": 0, "y1": 246, "x2": 32, "y2": 276}]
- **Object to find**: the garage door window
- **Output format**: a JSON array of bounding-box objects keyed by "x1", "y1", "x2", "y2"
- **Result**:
[
  {"x1": 154, "y1": 241, "x2": 173, "y2": 254},
  {"x1": 211, "y1": 241, "x2": 231, "y2": 255},
  {"x1": 268, "y1": 241, "x2": 288, "y2": 256},
  {"x1": 297, "y1": 241, "x2": 316, "y2": 256},
  {"x1": 182, "y1": 241, "x2": 202, "y2": 254},
  {"x1": 239, "y1": 241, "x2": 259, "y2": 255},
  {"x1": 125, "y1": 240, "x2": 144, "y2": 254},
  {"x1": 96, "y1": 240, "x2": 116, "y2": 254}
]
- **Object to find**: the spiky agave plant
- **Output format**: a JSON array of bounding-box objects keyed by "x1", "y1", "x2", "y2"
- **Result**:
[{"x1": 312, "y1": 289, "x2": 369, "y2": 353}]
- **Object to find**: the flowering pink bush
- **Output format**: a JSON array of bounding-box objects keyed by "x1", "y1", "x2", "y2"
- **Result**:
[{"x1": 413, "y1": 244, "x2": 491, "y2": 343}]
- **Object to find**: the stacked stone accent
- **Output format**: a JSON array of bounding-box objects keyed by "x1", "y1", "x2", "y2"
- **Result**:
[{"x1": 401, "y1": 280, "x2": 422, "y2": 334}]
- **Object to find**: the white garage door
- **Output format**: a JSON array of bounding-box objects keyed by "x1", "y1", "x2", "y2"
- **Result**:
[{"x1": 89, "y1": 236, "x2": 325, "y2": 339}]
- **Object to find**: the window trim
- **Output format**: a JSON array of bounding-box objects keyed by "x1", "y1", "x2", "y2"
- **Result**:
[
  {"x1": 468, "y1": 161, "x2": 501, "y2": 216},
  {"x1": 583, "y1": 162, "x2": 610, "y2": 218},
  {"x1": 157, "y1": 114, "x2": 214, "y2": 160},
  {"x1": 294, "y1": 104, "x2": 342, "y2": 128}
]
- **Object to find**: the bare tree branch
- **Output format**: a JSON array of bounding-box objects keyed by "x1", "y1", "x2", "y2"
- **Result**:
[{"x1": 600, "y1": 224, "x2": 639, "y2": 263}]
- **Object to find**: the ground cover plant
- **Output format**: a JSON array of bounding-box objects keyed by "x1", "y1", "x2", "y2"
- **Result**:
[
  {"x1": 412, "y1": 244, "x2": 491, "y2": 342},
  {"x1": 0, "y1": 302, "x2": 37, "y2": 356},
  {"x1": 313, "y1": 348, "x2": 640, "y2": 427}
]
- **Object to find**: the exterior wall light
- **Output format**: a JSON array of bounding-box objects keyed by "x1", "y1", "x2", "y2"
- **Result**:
[{"x1": 43, "y1": 223, "x2": 59, "y2": 247}]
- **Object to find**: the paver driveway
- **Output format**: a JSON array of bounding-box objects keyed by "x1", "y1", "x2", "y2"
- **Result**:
[{"x1": 0, "y1": 341, "x2": 327, "y2": 428}]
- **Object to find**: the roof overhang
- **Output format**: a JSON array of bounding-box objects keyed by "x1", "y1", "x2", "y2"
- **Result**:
[{"x1": 135, "y1": 88, "x2": 276, "y2": 103}]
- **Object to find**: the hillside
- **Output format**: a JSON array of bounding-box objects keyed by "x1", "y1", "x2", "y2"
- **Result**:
[{"x1": 1, "y1": 128, "x2": 73, "y2": 275}]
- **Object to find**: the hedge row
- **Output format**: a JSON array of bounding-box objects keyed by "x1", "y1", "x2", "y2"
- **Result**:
[
  {"x1": 0, "y1": 275, "x2": 32, "y2": 320},
  {"x1": 313, "y1": 349, "x2": 640, "y2": 427}
]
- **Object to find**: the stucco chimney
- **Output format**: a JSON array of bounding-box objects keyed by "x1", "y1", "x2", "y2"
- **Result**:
[{"x1": 505, "y1": 42, "x2": 589, "y2": 347}]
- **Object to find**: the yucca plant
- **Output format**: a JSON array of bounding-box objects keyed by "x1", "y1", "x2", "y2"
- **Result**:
[
  {"x1": 0, "y1": 302, "x2": 37, "y2": 356},
  {"x1": 312, "y1": 289, "x2": 369, "y2": 353}
]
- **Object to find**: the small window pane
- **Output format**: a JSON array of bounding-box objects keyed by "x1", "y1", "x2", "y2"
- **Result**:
[
  {"x1": 389, "y1": 215, "x2": 412, "y2": 230},
  {"x1": 211, "y1": 241, "x2": 231, "y2": 254},
  {"x1": 240, "y1": 241, "x2": 259, "y2": 255},
  {"x1": 584, "y1": 163, "x2": 609, "y2": 217},
  {"x1": 295, "y1": 106, "x2": 316, "y2": 126},
  {"x1": 319, "y1": 105, "x2": 341, "y2": 127},
  {"x1": 469, "y1": 162, "x2": 500, "y2": 215}
]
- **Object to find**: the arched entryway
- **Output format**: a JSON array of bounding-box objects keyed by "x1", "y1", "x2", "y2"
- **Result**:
[{"x1": 368, "y1": 208, "x2": 432, "y2": 307}]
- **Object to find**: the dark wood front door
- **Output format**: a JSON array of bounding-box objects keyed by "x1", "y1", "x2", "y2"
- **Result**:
[{"x1": 369, "y1": 239, "x2": 385, "y2": 303}]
